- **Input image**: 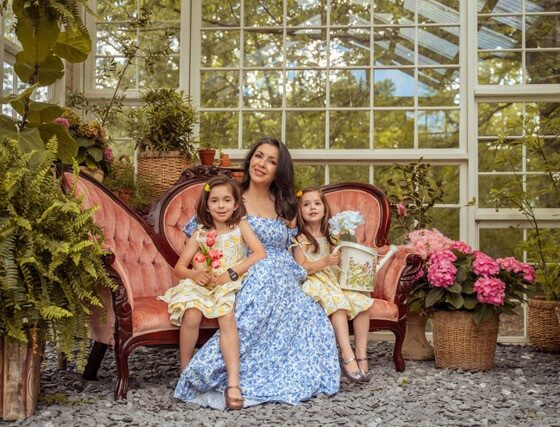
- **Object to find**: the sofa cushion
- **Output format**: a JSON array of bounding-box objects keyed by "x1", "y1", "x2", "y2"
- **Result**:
[
  {"x1": 163, "y1": 183, "x2": 203, "y2": 255},
  {"x1": 369, "y1": 299, "x2": 399, "y2": 321}
]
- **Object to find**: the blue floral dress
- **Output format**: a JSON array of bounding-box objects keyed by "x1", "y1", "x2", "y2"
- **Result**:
[{"x1": 174, "y1": 215, "x2": 340, "y2": 409}]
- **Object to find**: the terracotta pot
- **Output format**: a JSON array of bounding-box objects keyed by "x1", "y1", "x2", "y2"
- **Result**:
[
  {"x1": 79, "y1": 166, "x2": 104, "y2": 182},
  {"x1": 528, "y1": 297, "x2": 560, "y2": 352},
  {"x1": 219, "y1": 153, "x2": 231, "y2": 167},
  {"x1": 232, "y1": 171, "x2": 244, "y2": 182},
  {"x1": 198, "y1": 149, "x2": 216, "y2": 166},
  {"x1": 402, "y1": 311, "x2": 434, "y2": 360}
]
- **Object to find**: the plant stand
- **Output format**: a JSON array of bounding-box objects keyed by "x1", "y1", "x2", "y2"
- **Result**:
[
  {"x1": 402, "y1": 311, "x2": 434, "y2": 360},
  {"x1": 0, "y1": 333, "x2": 43, "y2": 421},
  {"x1": 528, "y1": 298, "x2": 560, "y2": 353}
]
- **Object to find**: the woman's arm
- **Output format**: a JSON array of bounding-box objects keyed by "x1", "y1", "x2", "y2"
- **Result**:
[
  {"x1": 174, "y1": 235, "x2": 211, "y2": 286},
  {"x1": 293, "y1": 242, "x2": 340, "y2": 275},
  {"x1": 211, "y1": 220, "x2": 267, "y2": 285}
]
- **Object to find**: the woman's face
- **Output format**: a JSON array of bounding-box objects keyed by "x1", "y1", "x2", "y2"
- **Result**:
[{"x1": 248, "y1": 143, "x2": 279, "y2": 186}]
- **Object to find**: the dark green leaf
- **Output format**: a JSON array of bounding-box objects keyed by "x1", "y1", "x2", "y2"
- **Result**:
[{"x1": 425, "y1": 287, "x2": 445, "y2": 307}]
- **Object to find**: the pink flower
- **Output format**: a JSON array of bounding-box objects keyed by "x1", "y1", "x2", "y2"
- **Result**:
[
  {"x1": 473, "y1": 251, "x2": 499, "y2": 276},
  {"x1": 474, "y1": 276, "x2": 506, "y2": 306},
  {"x1": 427, "y1": 259, "x2": 457, "y2": 288},
  {"x1": 206, "y1": 237, "x2": 216, "y2": 247},
  {"x1": 429, "y1": 249, "x2": 457, "y2": 265},
  {"x1": 450, "y1": 241, "x2": 472, "y2": 254},
  {"x1": 521, "y1": 264, "x2": 535, "y2": 283},
  {"x1": 396, "y1": 203, "x2": 408, "y2": 217},
  {"x1": 496, "y1": 257, "x2": 524, "y2": 273},
  {"x1": 103, "y1": 147, "x2": 113, "y2": 164},
  {"x1": 211, "y1": 259, "x2": 221, "y2": 269},
  {"x1": 53, "y1": 117, "x2": 70, "y2": 130},
  {"x1": 208, "y1": 249, "x2": 223, "y2": 261},
  {"x1": 207, "y1": 230, "x2": 218, "y2": 239},
  {"x1": 193, "y1": 252, "x2": 206, "y2": 264},
  {"x1": 406, "y1": 229, "x2": 453, "y2": 260}
]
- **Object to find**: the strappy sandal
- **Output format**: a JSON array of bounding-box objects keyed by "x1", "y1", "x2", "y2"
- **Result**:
[
  {"x1": 340, "y1": 357, "x2": 364, "y2": 383},
  {"x1": 356, "y1": 356, "x2": 371, "y2": 382},
  {"x1": 224, "y1": 385, "x2": 244, "y2": 410}
]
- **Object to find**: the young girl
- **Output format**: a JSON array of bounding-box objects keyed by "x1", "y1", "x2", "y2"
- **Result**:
[
  {"x1": 293, "y1": 187, "x2": 374, "y2": 383},
  {"x1": 159, "y1": 175, "x2": 266, "y2": 410}
]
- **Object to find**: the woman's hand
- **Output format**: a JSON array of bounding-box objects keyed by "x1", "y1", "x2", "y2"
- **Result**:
[
  {"x1": 193, "y1": 270, "x2": 212, "y2": 286},
  {"x1": 324, "y1": 251, "x2": 340, "y2": 267}
]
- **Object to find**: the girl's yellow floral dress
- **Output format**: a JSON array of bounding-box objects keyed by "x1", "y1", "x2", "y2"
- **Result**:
[
  {"x1": 160, "y1": 226, "x2": 247, "y2": 325},
  {"x1": 298, "y1": 236, "x2": 373, "y2": 319}
]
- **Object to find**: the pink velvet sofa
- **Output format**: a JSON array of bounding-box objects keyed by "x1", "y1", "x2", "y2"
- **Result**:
[{"x1": 60, "y1": 165, "x2": 421, "y2": 400}]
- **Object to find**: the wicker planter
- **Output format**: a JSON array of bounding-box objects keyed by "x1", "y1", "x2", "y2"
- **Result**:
[
  {"x1": 137, "y1": 150, "x2": 191, "y2": 198},
  {"x1": 528, "y1": 298, "x2": 560, "y2": 353},
  {"x1": 432, "y1": 310, "x2": 500, "y2": 371},
  {"x1": 402, "y1": 311, "x2": 435, "y2": 360},
  {"x1": 0, "y1": 333, "x2": 43, "y2": 420}
]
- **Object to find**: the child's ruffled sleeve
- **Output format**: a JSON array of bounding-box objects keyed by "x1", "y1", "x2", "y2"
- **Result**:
[{"x1": 182, "y1": 215, "x2": 199, "y2": 237}]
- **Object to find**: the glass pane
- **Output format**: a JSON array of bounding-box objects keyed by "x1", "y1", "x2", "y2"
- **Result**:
[
  {"x1": 418, "y1": 26, "x2": 459, "y2": 65},
  {"x1": 527, "y1": 137, "x2": 559, "y2": 171},
  {"x1": 432, "y1": 165, "x2": 460, "y2": 204},
  {"x1": 286, "y1": 29, "x2": 327, "y2": 67},
  {"x1": 330, "y1": 69, "x2": 370, "y2": 108},
  {"x1": 418, "y1": 0, "x2": 459, "y2": 24},
  {"x1": 245, "y1": 0, "x2": 282, "y2": 26},
  {"x1": 95, "y1": 57, "x2": 135, "y2": 90},
  {"x1": 526, "y1": 175, "x2": 559, "y2": 208},
  {"x1": 329, "y1": 111, "x2": 369, "y2": 149},
  {"x1": 331, "y1": 0, "x2": 370, "y2": 26},
  {"x1": 202, "y1": 0, "x2": 241, "y2": 27},
  {"x1": 139, "y1": 55, "x2": 179, "y2": 88},
  {"x1": 242, "y1": 111, "x2": 282, "y2": 148},
  {"x1": 499, "y1": 303, "x2": 524, "y2": 337},
  {"x1": 527, "y1": 0, "x2": 560, "y2": 12},
  {"x1": 330, "y1": 29, "x2": 370, "y2": 67},
  {"x1": 143, "y1": 0, "x2": 180, "y2": 20},
  {"x1": 478, "y1": 51, "x2": 523, "y2": 85},
  {"x1": 295, "y1": 165, "x2": 325, "y2": 189},
  {"x1": 478, "y1": 175, "x2": 517, "y2": 208},
  {"x1": 526, "y1": 15, "x2": 560, "y2": 48},
  {"x1": 373, "y1": 110, "x2": 414, "y2": 148},
  {"x1": 373, "y1": 0, "x2": 415, "y2": 25},
  {"x1": 111, "y1": 139, "x2": 136, "y2": 160},
  {"x1": 148, "y1": 24, "x2": 180, "y2": 54},
  {"x1": 96, "y1": 24, "x2": 136, "y2": 56},
  {"x1": 244, "y1": 30, "x2": 283, "y2": 67},
  {"x1": 430, "y1": 208, "x2": 460, "y2": 240},
  {"x1": 418, "y1": 68, "x2": 460, "y2": 107},
  {"x1": 201, "y1": 30, "x2": 240, "y2": 67},
  {"x1": 285, "y1": 70, "x2": 326, "y2": 108},
  {"x1": 287, "y1": 0, "x2": 326, "y2": 27},
  {"x1": 373, "y1": 27, "x2": 414, "y2": 66},
  {"x1": 3, "y1": 62, "x2": 14, "y2": 93},
  {"x1": 478, "y1": 16, "x2": 522, "y2": 50},
  {"x1": 286, "y1": 111, "x2": 326, "y2": 148},
  {"x1": 200, "y1": 111, "x2": 238, "y2": 149},
  {"x1": 107, "y1": 107, "x2": 136, "y2": 139},
  {"x1": 200, "y1": 71, "x2": 239, "y2": 107},
  {"x1": 526, "y1": 51, "x2": 560, "y2": 84},
  {"x1": 418, "y1": 110, "x2": 459, "y2": 148},
  {"x1": 3, "y1": 2, "x2": 18, "y2": 44},
  {"x1": 374, "y1": 69, "x2": 414, "y2": 107},
  {"x1": 479, "y1": 228, "x2": 523, "y2": 258},
  {"x1": 478, "y1": 0, "x2": 522, "y2": 13},
  {"x1": 98, "y1": 0, "x2": 135, "y2": 21},
  {"x1": 244, "y1": 71, "x2": 283, "y2": 108},
  {"x1": 330, "y1": 165, "x2": 369, "y2": 184},
  {"x1": 478, "y1": 102, "x2": 522, "y2": 137},
  {"x1": 478, "y1": 139, "x2": 522, "y2": 172}
]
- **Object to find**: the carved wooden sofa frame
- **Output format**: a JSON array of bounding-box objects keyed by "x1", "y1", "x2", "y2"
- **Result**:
[{"x1": 60, "y1": 165, "x2": 421, "y2": 400}]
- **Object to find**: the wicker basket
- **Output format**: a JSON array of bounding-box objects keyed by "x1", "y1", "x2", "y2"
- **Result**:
[
  {"x1": 528, "y1": 298, "x2": 560, "y2": 353},
  {"x1": 432, "y1": 310, "x2": 500, "y2": 371},
  {"x1": 137, "y1": 150, "x2": 191, "y2": 198}
]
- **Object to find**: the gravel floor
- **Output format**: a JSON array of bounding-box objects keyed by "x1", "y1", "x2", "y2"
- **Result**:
[{"x1": 4, "y1": 341, "x2": 560, "y2": 426}]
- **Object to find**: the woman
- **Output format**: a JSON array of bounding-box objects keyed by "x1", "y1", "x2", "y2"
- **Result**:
[{"x1": 175, "y1": 137, "x2": 340, "y2": 409}]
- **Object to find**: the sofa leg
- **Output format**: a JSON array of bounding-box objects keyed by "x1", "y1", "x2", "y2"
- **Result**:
[
  {"x1": 114, "y1": 344, "x2": 130, "y2": 400},
  {"x1": 393, "y1": 323, "x2": 406, "y2": 372},
  {"x1": 83, "y1": 341, "x2": 108, "y2": 380}
]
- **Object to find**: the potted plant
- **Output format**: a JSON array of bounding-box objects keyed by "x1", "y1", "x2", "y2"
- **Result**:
[
  {"x1": 217, "y1": 148, "x2": 231, "y2": 167},
  {"x1": 126, "y1": 88, "x2": 198, "y2": 197},
  {"x1": 198, "y1": 136, "x2": 216, "y2": 166},
  {"x1": 0, "y1": 138, "x2": 114, "y2": 420},
  {"x1": 488, "y1": 103, "x2": 560, "y2": 352},
  {"x1": 406, "y1": 229, "x2": 534, "y2": 370}
]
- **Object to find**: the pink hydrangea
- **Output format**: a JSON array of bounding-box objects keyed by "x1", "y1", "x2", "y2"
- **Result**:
[
  {"x1": 472, "y1": 251, "x2": 499, "y2": 276},
  {"x1": 429, "y1": 249, "x2": 457, "y2": 265},
  {"x1": 396, "y1": 203, "x2": 408, "y2": 217},
  {"x1": 474, "y1": 276, "x2": 506, "y2": 306},
  {"x1": 521, "y1": 264, "x2": 535, "y2": 283},
  {"x1": 406, "y1": 229, "x2": 453, "y2": 260},
  {"x1": 427, "y1": 259, "x2": 457, "y2": 288},
  {"x1": 53, "y1": 117, "x2": 70, "y2": 130},
  {"x1": 496, "y1": 257, "x2": 524, "y2": 273},
  {"x1": 450, "y1": 241, "x2": 472, "y2": 254},
  {"x1": 103, "y1": 147, "x2": 113, "y2": 164}
]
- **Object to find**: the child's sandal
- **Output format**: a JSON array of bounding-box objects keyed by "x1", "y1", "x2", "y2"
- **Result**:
[
  {"x1": 356, "y1": 357, "x2": 371, "y2": 382},
  {"x1": 225, "y1": 385, "x2": 244, "y2": 410}
]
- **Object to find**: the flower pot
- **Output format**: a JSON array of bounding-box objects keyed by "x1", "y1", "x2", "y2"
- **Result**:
[
  {"x1": 137, "y1": 150, "x2": 192, "y2": 199},
  {"x1": 0, "y1": 332, "x2": 43, "y2": 420},
  {"x1": 218, "y1": 153, "x2": 231, "y2": 167},
  {"x1": 528, "y1": 297, "x2": 560, "y2": 353},
  {"x1": 79, "y1": 166, "x2": 104, "y2": 182},
  {"x1": 198, "y1": 149, "x2": 216, "y2": 166},
  {"x1": 432, "y1": 310, "x2": 500, "y2": 371},
  {"x1": 402, "y1": 311, "x2": 435, "y2": 360}
]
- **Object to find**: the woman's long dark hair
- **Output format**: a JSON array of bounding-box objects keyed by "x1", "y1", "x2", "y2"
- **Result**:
[
  {"x1": 296, "y1": 187, "x2": 336, "y2": 253},
  {"x1": 240, "y1": 136, "x2": 298, "y2": 220}
]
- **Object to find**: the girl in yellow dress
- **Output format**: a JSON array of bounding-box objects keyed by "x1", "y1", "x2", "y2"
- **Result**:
[
  {"x1": 293, "y1": 187, "x2": 374, "y2": 383},
  {"x1": 160, "y1": 176, "x2": 265, "y2": 409}
]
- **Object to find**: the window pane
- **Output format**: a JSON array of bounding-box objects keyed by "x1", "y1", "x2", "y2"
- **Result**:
[
  {"x1": 98, "y1": 0, "x2": 135, "y2": 21},
  {"x1": 95, "y1": 57, "x2": 135, "y2": 90},
  {"x1": 478, "y1": 175, "x2": 517, "y2": 208},
  {"x1": 430, "y1": 208, "x2": 460, "y2": 240},
  {"x1": 478, "y1": 139, "x2": 522, "y2": 172},
  {"x1": 329, "y1": 111, "x2": 369, "y2": 149},
  {"x1": 286, "y1": 111, "x2": 326, "y2": 149},
  {"x1": 418, "y1": 26, "x2": 459, "y2": 65},
  {"x1": 526, "y1": 175, "x2": 559, "y2": 208},
  {"x1": 526, "y1": 51, "x2": 560, "y2": 84},
  {"x1": 202, "y1": 0, "x2": 241, "y2": 27},
  {"x1": 200, "y1": 111, "x2": 238, "y2": 149},
  {"x1": 330, "y1": 0, "x2": 370, "y2": 26},
  {"x1": 330, "y1": 164, "x2": 369, "y2": 184},
  {"x1": 286, "y1": 29, "x2": 327, "y2": 67},
  {"x1": 242, "y1": 111, "x2": 282, "y2": 148},
  {"x1": 478, "y1": 51, "x2": 523, "y2": 85},
  {"x1": 244, "y1": 71, "x2": 283, "y2": 108},
  {"x1": 526, "y1": 14, "x2": 560, "y2": 48},
  {"x1": 527, "y1": 138, "x2": 559, "y2": 172},
  {"x1": 96, "y1": 24, "x2": 136, "y2": 56},
  {"x1": 418, "y1": 0, "x2": 459, "y2": 24},
  {"x1": 295, "y1": 165, "x2": 325, "y2": 189},
  {"x1": 330, "y1": 69, "x2": 370, "y2": 108},
  {"x1": 528, "y1": 1, "x2": 560, "y2": 12},
  {"x1": 373, "y1": 110, "x2": 414, "y2": 148},
  {"x1": 245, "y1": 0, "x2": 282, "y2": 27},
  {"x1": 478, "y1": 0, "x2": 522, "y2": 13},
  {"x1": 373, "y1": 27, "x2": 414, "y2": 66},
  {"x1": 478, "y1": 103, "x2": 522, "y2": 137},
  {"x1": 374, "y1": 69, "x2": 414, "y2": 107},
  {"x1": 200, "y1": 71, "x2": 239, "y2": 107},
  {"x1": 139, "y1": 56, "x2": 180, "y2": 88},
  {"x1": 418, "y1": 68, "x2": 460, "y2": 107},
  {"x1": 285, "y1": 70, "x2": 326, "y2": 108},
  {"x1": 373, "y1": 0, "x2": 415, "y2": 25},
  {"x1": 143, "y1": 0, "x2": 180, "y2": 20},
  {"x1": 479, "y1": 228, "x2": 523, "y2": 258},
  {"x1": 478, "y1": 16, "x2": 522, "y2": 50},
  {"x1": 287, "y1": 0, "x2": 326, "y2": 27},
  {"x1": 202, "y1": 30, "x2": 240, "y2": 68},
  {"x1": 330, "y1": 29, "x2": 370, "y2": 67},
  {"x1": 432, "y1": 165, "x2": 460, "y2": 204},
  {"x1": 418, "y1": 110, "x2": 459, "y2": 148},
  {"x1": 244, "y1": 30, "x2": 283, "y2": 67}
]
